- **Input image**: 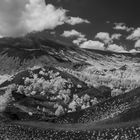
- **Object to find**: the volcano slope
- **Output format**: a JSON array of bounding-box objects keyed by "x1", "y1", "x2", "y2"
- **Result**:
[
  {"x1": 1, "y1": 85, "x2": 140, "y2": 140},
  {"x1": 1, "y1": 32, "x2": 140, "y2": 139}
]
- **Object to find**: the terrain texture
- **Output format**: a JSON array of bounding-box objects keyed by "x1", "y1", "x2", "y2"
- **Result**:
[{"x1": 0, "y1": 32, "x2": 140, "y2": 139}]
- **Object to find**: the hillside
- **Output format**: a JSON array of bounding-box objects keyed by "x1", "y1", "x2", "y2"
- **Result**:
[{"x1": 0, "y1": 31, "x2": 140, "y2": 139}]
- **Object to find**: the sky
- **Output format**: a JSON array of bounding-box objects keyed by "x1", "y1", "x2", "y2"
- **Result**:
[{"x1": 0, "y1": 0, "x2": 140, "y2": 53}]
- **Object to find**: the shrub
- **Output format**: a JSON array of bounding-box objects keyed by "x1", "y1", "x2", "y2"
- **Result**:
[{"x1": 54, "y1": 105, "x2": 64, "y2": 116}]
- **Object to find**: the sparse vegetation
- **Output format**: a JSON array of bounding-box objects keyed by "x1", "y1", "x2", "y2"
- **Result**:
[
  {"x1": 2, "y1": 67, "x2": 101, "y2": 118},
  {"x1": 1, "y1": 33, "x2": 140, "y2": 139},
  {"x1": 0, "y1": 54, "x2": 58, "y2": 75},
  {"x1": 57, "y1": 66, "x2": 140, "y2": 97},
  {"x1": 0, "y1": 85, "x2": 13, "y2": 112}
]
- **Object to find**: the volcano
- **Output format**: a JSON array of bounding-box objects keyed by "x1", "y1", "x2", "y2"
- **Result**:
[{"x1": 0, "y1": 31, "x2": 140, "y2": 140}]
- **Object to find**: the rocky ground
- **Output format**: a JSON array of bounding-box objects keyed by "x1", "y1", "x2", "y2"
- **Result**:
[{"x1": 1, "y1": 32, "x2": 140, "y2": 139}]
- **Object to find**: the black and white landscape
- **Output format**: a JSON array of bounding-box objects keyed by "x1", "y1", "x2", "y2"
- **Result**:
[{"x1": 0, "y1": 0, "x2": 140, "y2": 140}]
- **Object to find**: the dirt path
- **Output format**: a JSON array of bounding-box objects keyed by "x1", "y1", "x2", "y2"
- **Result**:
[{"x1": 14, "y1": 119, "x2": 140, "y2": 131}]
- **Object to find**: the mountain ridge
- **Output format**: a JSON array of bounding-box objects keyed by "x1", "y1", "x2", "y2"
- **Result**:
[{"x1": 1, "y1": 31, "x2": 140, "y2": 139}]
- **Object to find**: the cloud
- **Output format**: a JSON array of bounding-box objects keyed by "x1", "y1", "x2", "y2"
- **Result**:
[
  {"x1": 127, "y1": 28, "x2": 140, "y2": 49},
  {"x1": 80, "y1": 40, "x2": 104, "y2": 50},
  {"x1": 107, "y1": 44, "x2": 126, "y2": 52},
  {"x1": 61, "y1": 29, "x2": 87, "y2": 45},
  {"x1": 127, "y1": 28, "x2": 140, "y2": 40},
  {"x1": 22, "y1": 1, "x2": 67, "y2": 33},
  {"x1": 113, "y1": 23, "x2": 134, "y2": 32},
  {"x1": 129, "y1": 49, "x2": 137, "y2": 53},
  {"x1": 61, "y1": 29, "x2": 89, "y2": 46},
  {"x1": 129, "y1": 49, "x2": 140, "y2": 53},
  {"x1": 0, "y1": 0, "x2": 28, "y2": 37},
  {"x1": 61, "y1": 29, "x2": 85, "y2": 38},
  {"x1": 66, "y1": 17, "x2": 90, "y2": 25},
  {"x1": 95, "y1": 32, "x2": 122, "y2": 45},
  {"x1": 95, "y1": 32, "x2": 112, "y2": 44},
  {"x1": 82, "y1": 32, "x2": 125, "y2": 52},
  {"x1": 113, "y1": 23, "x2": 126, "y2": 30},
  {"x1": 73, "y1": 37, "x2": 87, "y2": 45},
  {"x1": 111, "y1": 33, "x2": 122, "y2": 40},
  {"x1": 0, "y1": 0, "x2": 89, "y2": 37},
  {"x1": 135, "y1": 40, "x2": 140, "y2": 48}
]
